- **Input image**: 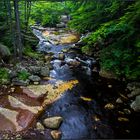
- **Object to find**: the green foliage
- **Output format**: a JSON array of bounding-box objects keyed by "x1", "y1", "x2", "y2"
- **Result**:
[
  {"x1": 81, "y1": 45, "x2": 93, "y2": 55},
  {"x1": 68, "y1": 0, "x2": 129, "y2": 33},
  {"x1": 69, "y1": 0, "x2": 140, "y2": 80},
  {"x1": 0, "y1": 68, "x2": 10, "y2": 84},
  {"x1": 23, "y1": 46, "x2": 42, "y2": 59},
  {"x1": 17, "y1": 70, "x2": 30, "y2": 81},
  {"x1": 100, "y1": 42, "x2": 140, "y2": 80},
  {"x1": 30, "y1": 2, "x2": 72, "y2": 27}
]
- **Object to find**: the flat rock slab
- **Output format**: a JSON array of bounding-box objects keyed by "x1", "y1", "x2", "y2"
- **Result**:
[
  {"x1": 0, "y1": 79, "x2": 78, "y2": 132},
  {"x1": 42, "y1": 29, "x2": 80, "y2": 45}
]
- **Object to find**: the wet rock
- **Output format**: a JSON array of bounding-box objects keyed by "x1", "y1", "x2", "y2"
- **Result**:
[
  {"x1": 45, "y1": 55, "x2": 53, "y2": 62},
  {"x1": 127, "y1": 88, "x2": 140, "y2": 98},
  {"x1": 43, "y1": 116, "x2": 63, "y2": 129},
  {"x1": 56, "y1": 22, "x2": 66, "y2": 28},
  {"x1": 29, "y1": 75, "x2": 41, "y2": 82},
  {"x1": 61, "y1": 15, "x2": 69, "y2": 23},
  {"x1": 104, "y1": 103, "x2": 115, "y2": 110},
  {"x1": 0, "y1": 94, "x2": 42, "y2": 132},
  {"x1": 62, "y1": 48, "x2": 68, "y2": 53},
  {"x1": 51, "y1": 130, "x2": 62, "y2": 140},
  {"x1": 116, "y1": 98, "x2": 123, "y2": 104},
  {"x1": 28, "y1": 66, "x2": 41, "y2": 75},
  {"x1": 23, "y1": 80, "x2": 78, "y2": 99},
  {"x1": 36, "y1": 122, "x2": 45, "y2": 131},
  {"x1": 99, "y1": 69, "x2": 117, "y2": 79},
  {"x1": 66, "y1": 59, "x2": 80, "y2": 67},
  {"x1": 58, "y1": 53, "x2": 65, "y2": 60},
  {"x1": 16, "y1": 65, "x2": 28, "y2": 73},
  {"x1": 118, "y1": 117, "x2": 129, "y2": 122},
  {"x1": 9, "y1": 71, "x2": 18, "y2": 79},
  {"x1": 130, "y1": 95, "x2": 140, "y2": 112},
  {"x1": 8, "y1": 96, "x2": 43, "y2": 114},
  {"x1": 127, "y1": 82, "x2": 140, "y2": 91},
  {"x1": 12, "y1": 78, "x2": 29, "y2": 86},
  {"x1": 60, "y1": 34, "x2": 79, "y2": 44},
  {"x1": 123, "y1": 109, "x2": 131, "y2": 115},
  {"x1": 40, "y1": 66, "x2": 50, "y2": 77}
]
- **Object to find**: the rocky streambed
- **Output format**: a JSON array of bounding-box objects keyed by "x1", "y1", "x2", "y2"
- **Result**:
[{"x1": 0, "y1": 26, "x2": 139, "y2": 139}]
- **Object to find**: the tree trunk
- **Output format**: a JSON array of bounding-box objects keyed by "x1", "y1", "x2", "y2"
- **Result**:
[
  {"x1": 7, "y1": 0, "x2": 17, "y2": 59},
  {"x1": 14, "y1": 0, "x2": 23, "y2": 60}
]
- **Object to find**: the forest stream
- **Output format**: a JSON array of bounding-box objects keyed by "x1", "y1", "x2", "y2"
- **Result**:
[
  {"x1": 0, "y1": 25, "x2": 139, "y2": 139},
  {"x1": 1, "y1": 0, "x2": 140, "y2": 139}
]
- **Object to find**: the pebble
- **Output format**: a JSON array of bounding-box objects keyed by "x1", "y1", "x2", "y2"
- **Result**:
[
  {"x1": 118, "y1": 117, "x2": 129, "y2": 122},
  {"x1": 116, "y1": 98, "x2": 123, "y2": 104},
  {"x1": 36, "y1": 122, "x2": 45, "y2": 131},
  {"x1": 34, "y1": 82, "x2": 39, "y2": 85},
  {"x1": 11, "y1": 87, "x2": 15, "y2": 92},
  {"x1": 108, "y1": 85, "x2": 112, "y2": 88},
  {"x1": 123, "y1": 109, "x2": 131, "y2": 115},
  {"x1": 125, "y1": 130, "x2": 130, "y2": 133},
  {"x1": 51, "y1": 130, "x2": 62, "y2": 140},
  {"x1": 104, "y1": 103, "x2": 115, "y2": 110},
  {"x1": 118, "y1": 111, "x2": 125, "y2": 115}
]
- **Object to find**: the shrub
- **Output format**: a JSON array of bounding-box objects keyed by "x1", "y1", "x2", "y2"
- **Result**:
[
  {"x1": 0, "y1": 68, "x2": 10, "y2": 84},
  {"x1": 17, "y1": 70, "x2": 30, "y2": 81}
]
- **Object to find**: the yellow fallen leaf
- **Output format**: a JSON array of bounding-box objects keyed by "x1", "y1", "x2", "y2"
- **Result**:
[{"x1": 80, "y1": 96, "x2": 93, "y2": 102}]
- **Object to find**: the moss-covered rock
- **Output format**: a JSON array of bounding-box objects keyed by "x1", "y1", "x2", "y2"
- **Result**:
[{"x1": 0, "y1": 43, "x2": 11, "y2": 62}]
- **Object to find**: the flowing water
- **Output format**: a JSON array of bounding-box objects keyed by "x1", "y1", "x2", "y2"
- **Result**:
[{"x1": 33, "y1": 28, "x2": 116, "y2": 139}]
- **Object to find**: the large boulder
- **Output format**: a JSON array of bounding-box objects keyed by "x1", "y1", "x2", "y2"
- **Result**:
[{"x1": 43, "y1": 116, "x2": 63, "y2": 129}]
